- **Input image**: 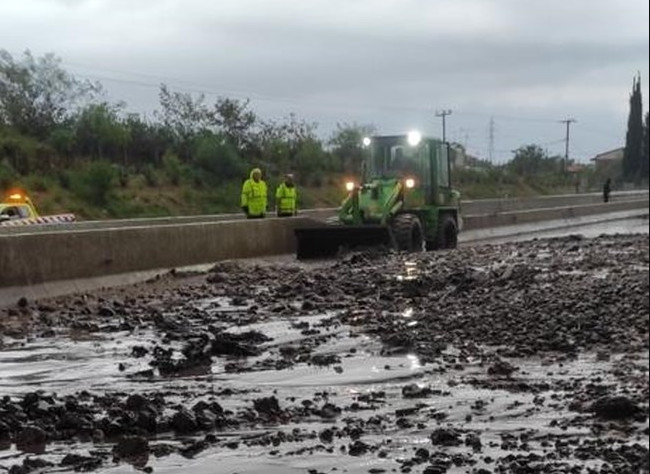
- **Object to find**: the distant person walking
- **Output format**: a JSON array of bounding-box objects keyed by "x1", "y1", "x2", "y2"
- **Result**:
[
  {"x1": 275, "y1": 173, "x2": 298, "y2": 217},
  {"x1": 603, "y1": 178, "x2": 612, "y2": 203},
  {"x1": 241, "y1": 168, "x2": 268, "y2": 218}
]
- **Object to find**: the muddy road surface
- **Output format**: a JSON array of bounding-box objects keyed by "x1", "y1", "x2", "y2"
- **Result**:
[{"x1": 0, "y1": 233, "x2": 648, "y2": 474}]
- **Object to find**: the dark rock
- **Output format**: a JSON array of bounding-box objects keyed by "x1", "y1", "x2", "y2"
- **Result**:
[
  {"x1": 415, "y1": 448, "x2": 430, "y2": 460},
  {"x1": 128, "y1": 369, "x2": 154, "y2": 379},
  {"x1": 254, "y1": 396, "x2": 281, "y2": 416},
  {"x1": 113, "y1": 435, "x2": 150, "y2": 458},
  {"x1": 315, "y1": 403, "x2": 341, "y2": 419},
  {"x1": 180, "y1": 440, "x2": 208, "y2": 458},
  {"x1": 131, "y1": 346, "x2": 149, "y2": 358},
  {"x1": 402, "y1": 384, "x2": 432, "y2": 398},
  {"x1": 465, "y1": 433, "x2": 482, "y2": 452},
  {"x1": 125, "y1": 394, "x2": 148, "y2": 411},
  {"x1": 430, "y1": 428, "x2": 462, "y2": 446},
  {"x1": 301, "y1": 300, "x2": 316, "y2": 311},
  {"x1": 0, "y1": 420, "x2": 11, "y2": 440},
  {"x1": 206, "y1": 272, "x2": 228, "y2": 284},
  {"x1": 211, "y1": 334, "x2": 260, "y2": 357},
  {"x1": 590, "y1": 396, "x2": 641, "y2": 420},
  {"x1": 423, "y1": 465, "x2": 448, "y2": 474},
  {"x1": 319, "y1": 429, "x2": 334, "y2": 444},
  {"x1": 98, "y1": 306, "x2": 116, "y2": 317},
  {"x1": 487, "y1": 359, "x2": 518, "y2": 377},
  {"x1": 60, "y1": 454, "x2": 102, "y2": 470},
  {"x1": 16, "y1": 426, "x2": 47, "y2": 449},
  {"x1": 348, "y1": 440, "x2": 370, "y2": 456},
  {"x1": 22, "y1": 458, "x2": 53, "y2": 471},
  {"x1": 171, "y1": 409, "x2": 198, "y2": 434},
  {"x1": 310, "y1": 353, "x2": 341, "y2": 366}
]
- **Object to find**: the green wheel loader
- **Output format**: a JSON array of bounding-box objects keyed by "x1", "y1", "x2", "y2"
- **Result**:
[{"x1": 295, "y1": 132, "x2": 461, "y2": 259}]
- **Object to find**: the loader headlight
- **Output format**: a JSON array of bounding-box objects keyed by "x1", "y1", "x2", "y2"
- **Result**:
[
  {"x1": 407, "y1": 130, "x2": 422, "y2": 147},
  {"x1": 362, "y1": 137, "x2": 372, "y2": 147},
  {"x1": 345, "y1": 181, "x2": 356, "y2": 192},
  {"x1": 405, "y1": 178, "x2": 416, "y2": 189}
]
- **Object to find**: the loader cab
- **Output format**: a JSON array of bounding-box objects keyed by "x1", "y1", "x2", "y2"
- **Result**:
[{"x1": 364, "y1": 134, "x2": 452, "y2": 205}]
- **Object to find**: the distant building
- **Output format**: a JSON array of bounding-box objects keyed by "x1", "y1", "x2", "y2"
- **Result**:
[
  {"x1": 449, "y1": 144, "x2": 490, "y2": 169},
  {"x1": 591, "y1": 147, "x2": 624, "y2": 173},
  {"x1": 465, "y1": 154, "x2": 489, "y2": 169},
  {"x1": 449, "y1": 144, "x2": 466, "y2": 169},
  {"x1": 567, "y1": 163, "x2": 586, "y2": 173}
]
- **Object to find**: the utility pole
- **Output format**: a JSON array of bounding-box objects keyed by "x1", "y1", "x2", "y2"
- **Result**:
[
  {"x1": 560, "y1": 118, "x2": 577, "y2": 172},
  {"x1": 436, "y1": 109, "x2": 452, "y2": 143}
]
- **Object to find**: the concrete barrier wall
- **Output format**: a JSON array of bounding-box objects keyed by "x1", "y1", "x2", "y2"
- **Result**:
[
  {"x1": 463, "y1": 198, "x2": 649, "y2": 230},
  {"x1": 0, "y1": 217, "x2": 311, "y2": 287},
  {"x1": 1, "y1": 198, "x2": 648, "y2": 288},
  {"x1": 462, "y1": 190, "x2": 648, "y2": 215}
]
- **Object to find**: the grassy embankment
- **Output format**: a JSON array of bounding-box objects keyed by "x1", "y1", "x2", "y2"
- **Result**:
[{"x1": 9, "y1": 168, "x2": 579, "y2": 220}]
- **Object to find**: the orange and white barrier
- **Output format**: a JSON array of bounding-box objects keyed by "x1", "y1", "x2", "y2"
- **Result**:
[{"x1": 0, "y1": 214, "x2": 76, "y2": 227}]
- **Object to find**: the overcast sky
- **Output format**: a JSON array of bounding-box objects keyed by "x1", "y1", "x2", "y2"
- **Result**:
[{"x1": 1, "y1": 0, "x2": 649, "y2": 162}]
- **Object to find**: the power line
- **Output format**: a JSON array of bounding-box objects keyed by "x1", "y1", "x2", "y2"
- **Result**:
[
  {"x1": 68, "y1": 68, "x2": 434, "y2": 116},
  {"x1": 60, "y1": 57, "x2": 577, "y2": 127},
  {"x1": 454, "y1": 110, "x2": 560, "y2": 124},
  {"x1": 64, "y1": 61, "x2": 588, "y2": 137}
]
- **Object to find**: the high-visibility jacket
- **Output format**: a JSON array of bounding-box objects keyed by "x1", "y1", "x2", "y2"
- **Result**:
[
  {"x1": 275, "y1": 183, "x2": 297, "y2": 215},
  {"x1": 241, "y1": 169, "x2": 268, "y2": 217}
]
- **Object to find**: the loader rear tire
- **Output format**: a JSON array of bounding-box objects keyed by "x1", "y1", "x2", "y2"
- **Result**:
[
  {"x1": 436, "y1": 214, "x2": 458, "y2": 250},
  {"x1": 392, "y1": 214, "x2": 424, "y2": 252}
]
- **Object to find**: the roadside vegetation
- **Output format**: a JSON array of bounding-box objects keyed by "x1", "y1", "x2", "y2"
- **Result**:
[{"x1": 1, "y1": 50, "x2": 647, "y2": 219}]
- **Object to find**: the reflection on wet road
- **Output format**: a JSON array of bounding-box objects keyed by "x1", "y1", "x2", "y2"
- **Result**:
[{"x1": 1, "y1": 304, "x2": 647, "y2": 473}]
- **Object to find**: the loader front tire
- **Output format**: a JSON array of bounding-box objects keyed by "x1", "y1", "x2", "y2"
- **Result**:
[
  {"x1": 436, "y1": 214, "x2": 458, "y2": 250},
  {"x1": 392, "y1": 214, "x2": 424, "y2": 252}
]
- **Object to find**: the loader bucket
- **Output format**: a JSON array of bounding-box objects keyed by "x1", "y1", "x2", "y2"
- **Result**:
[{"x1": 295, "y1": 225, "x2": 393, "y2": 259}]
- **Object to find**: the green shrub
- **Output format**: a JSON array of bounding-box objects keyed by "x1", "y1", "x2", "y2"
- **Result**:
[
  {"x1": 116, "y1": 166, "x2": 129, "y2": 188},
  {"x1": 162, "y1": 150, "x2": 183, "y2": 185},
  {"x1": 57, "y1": 170, "x2": 71, "y2": 190},
  {"x1": 0, "y1": 160, "x2": 17, "y2": 190},
  {"x1": 70, "y1": 161, "x2": 116, "y2": 206},
  {"x1": 0, "y1": 131, "x2": 55, "y2": 174},
  {"x1": 193, "y1": 133, "x2": 245, "y2": 185},
  {"x1": 142, "y1": 165, "x2": 158, "y2": 187},
  {"x1": 25, "y1": 175, "x2": 50, "y2": 192}
]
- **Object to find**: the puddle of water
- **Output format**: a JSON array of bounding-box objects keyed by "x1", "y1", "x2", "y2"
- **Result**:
[{"x1": 1, "y1": 306, "x2": 647, "y2": 473}]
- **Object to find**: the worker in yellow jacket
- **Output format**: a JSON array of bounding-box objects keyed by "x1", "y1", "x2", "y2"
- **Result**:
[
  {"x1": 241, "y1": 168, "x2": 268, "y2": 218},
  {"x1": 275, "y1": 173, "x2": 298, "y2": 217}
]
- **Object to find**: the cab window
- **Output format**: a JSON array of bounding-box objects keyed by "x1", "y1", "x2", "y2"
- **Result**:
[{"x1": 0, "y1": 206, "x2": 20, "y2": 218}]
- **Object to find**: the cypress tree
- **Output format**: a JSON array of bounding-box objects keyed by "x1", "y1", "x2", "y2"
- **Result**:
[
  {"x1": 622, "y1": 75, "x2": 643, "y2": 182},
  {"x1": 641, "y1": 111, "x2": 650, "y2": 183}
]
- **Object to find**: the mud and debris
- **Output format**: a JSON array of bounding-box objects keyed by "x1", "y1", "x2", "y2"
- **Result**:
[{"x1": 0, "y1": 233, "x2": 648, "y2": 473}]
